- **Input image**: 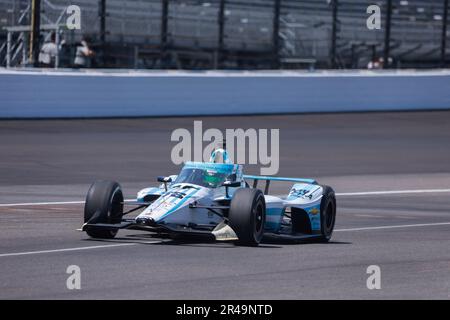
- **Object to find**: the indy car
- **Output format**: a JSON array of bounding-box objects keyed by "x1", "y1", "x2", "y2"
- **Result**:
[{"x1": 80, "y1": 149, "x2": 336, "y2": 246}]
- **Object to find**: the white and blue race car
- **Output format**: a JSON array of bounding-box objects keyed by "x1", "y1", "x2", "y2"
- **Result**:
[{"x1": 81, "y1": 149, "x2": 336, "y2": 246}]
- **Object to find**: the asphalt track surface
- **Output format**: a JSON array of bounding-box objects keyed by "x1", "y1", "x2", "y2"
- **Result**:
[{"x1": 0, "y1": 111, "x2": 449, "y2": 299}]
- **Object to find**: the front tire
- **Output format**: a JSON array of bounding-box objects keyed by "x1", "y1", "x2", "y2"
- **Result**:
[
  {"x1": 228, "y1": 188, "x2": 266, "y2": 246},
  {"x1": 84, "y1": 180, "x2": 124, "y2": 239},
  {"x1": 318, "y1": 185, "x2": 336, "y2": 242}
]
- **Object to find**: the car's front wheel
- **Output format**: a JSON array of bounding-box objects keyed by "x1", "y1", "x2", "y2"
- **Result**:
[
  {"x1": 228, "y1": 188, "x2": 266, "y2": 246},
  {"x1": 318, "y1": 185, "x2": 336, "y2": 242},
  {"x1": 84, "y1": 180, "x2": 124, "y2": 239}
]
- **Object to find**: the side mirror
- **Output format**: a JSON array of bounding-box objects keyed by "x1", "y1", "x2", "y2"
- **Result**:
[
  {"x1": 157, "y1": 176, "x2": 172, "y2": 191},
  {"x1": 222, "y1": 181, "x2": 241, "y2": 188},
  {"x1": 222, "y1": 180, "x2": 241, "y2": 198}
]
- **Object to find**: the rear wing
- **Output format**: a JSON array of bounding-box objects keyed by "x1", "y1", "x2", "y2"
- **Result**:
[{"x1": 243, "y1": 175, "x2": 317, "y2": 195}]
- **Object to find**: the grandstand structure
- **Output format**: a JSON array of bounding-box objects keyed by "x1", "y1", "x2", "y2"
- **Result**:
[{"x1": 0, "y1": 0, "x2": 448, "y2": 69}]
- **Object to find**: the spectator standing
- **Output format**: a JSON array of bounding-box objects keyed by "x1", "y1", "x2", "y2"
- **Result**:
[
  {"x1": 74, "y1": 37, "x2": 94, "y2": 68},
  {"x1": 367, "y1": 57, "x2": 383, "y2": 69},
  {"x1": 38, "y1": 33, "x2": 58, "y2": 68}
]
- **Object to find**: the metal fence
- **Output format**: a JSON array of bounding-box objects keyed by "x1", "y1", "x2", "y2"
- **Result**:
[{"x1": 0, "y1": 0, "x2": 448, "y2": 69}]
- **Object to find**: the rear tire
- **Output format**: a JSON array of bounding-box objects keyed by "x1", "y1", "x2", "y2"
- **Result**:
[
  {"x1": 228, "y1": 188, "x2": 266, "y2": 246},
  {"x1": 318, "y1": 185, "x2": 336, "y2": 242},
  {"x1": 84, "y1": 180, "x2": 124, "y2": 239}
]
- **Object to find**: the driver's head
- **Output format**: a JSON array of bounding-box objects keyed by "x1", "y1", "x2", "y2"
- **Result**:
[{"x1": 203, "y1": 170, "x2": 219, "y2": 186}]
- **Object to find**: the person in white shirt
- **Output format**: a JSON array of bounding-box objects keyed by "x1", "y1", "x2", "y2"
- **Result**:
[
  {"x1": 38, "y1": 33, "x2": 58, "y2": 68},
  {"x1": 74, "y1": 37, "x2": 94, "y2": 68}
]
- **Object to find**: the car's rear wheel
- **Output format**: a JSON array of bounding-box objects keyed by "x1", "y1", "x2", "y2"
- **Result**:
[
  {"x1": 228, "y1": 188, "x2": 266, "y2": 246},
  {"x1": 318, "y1": 185, "x2": 336, "y2": 242},
  {"x1": 84, "y1": 180, "x2": 124, "y2": 239}
]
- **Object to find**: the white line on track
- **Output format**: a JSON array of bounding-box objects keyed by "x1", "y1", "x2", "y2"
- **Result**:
[
  {"x1": 335, "y1": 222, "x2": 450, "y2": 232},
  {"x1": 0, "y1": 222, "x2": 449, "y2": 258},
  {"x1": 0, "y1": 243, "x2": 135, "y2": 257},
  {"x1": 0, "y1": 199, "x2": 134, "y2": 207},
  {"x1": 0, "y1": 200, "x2": 85, "y2": 207},
  {"x1": 336, "y1": 189, "x2": 450, "y2": 196},
  {"x1": 0, "y1": 241, "x2": 161, "y2": 258},
  {"x1": 1, "y1": 188, "x2": 450, "y2": 207}
]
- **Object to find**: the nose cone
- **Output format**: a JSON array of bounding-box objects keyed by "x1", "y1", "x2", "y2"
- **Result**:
[{"x1": 136, "y1": 184, "x2": 207, "y2": 223}]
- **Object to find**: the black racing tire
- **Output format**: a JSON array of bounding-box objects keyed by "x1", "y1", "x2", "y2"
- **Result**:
[
  {"x1": 84, "y1": 180, "x2": 124, "y2": 239},
  {"x1": 228, "y1": 188, "x2": 266, "y2": 246},
  {"x1": 318, "y1": 185, "x2": 336, "y2": 242}
]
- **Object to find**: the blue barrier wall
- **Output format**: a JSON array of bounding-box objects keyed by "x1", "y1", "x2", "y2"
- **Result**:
[{"x1": 1, "y1": 69, "x2": 449, "y2": 118}]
